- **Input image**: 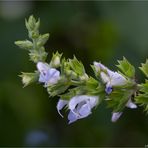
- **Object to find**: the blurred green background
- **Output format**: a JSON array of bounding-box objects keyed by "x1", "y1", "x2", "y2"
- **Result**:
[{"x1": 0, "y1": 1, "x2": 148, "y2": 147}]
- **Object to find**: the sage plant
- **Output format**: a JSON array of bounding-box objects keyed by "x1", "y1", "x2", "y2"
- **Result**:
[{"x1": 15, "y1": 15, "x2": 148, "y2": 124}]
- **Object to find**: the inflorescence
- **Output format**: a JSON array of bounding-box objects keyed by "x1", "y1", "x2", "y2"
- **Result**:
[{"x1": 15, "y1": 15, "x2": 148, "y2": 124}]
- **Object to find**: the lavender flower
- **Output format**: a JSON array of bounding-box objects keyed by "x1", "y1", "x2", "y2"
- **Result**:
[
  {"x1": 57, "y1": 95, "x2": 99, "y2": 124},
  {"x1": 37, "y1": 62, "x2": 60, "y2": 86},
  {"x1": 94, "y1": 62, "x2": 127, "y2": 94}
]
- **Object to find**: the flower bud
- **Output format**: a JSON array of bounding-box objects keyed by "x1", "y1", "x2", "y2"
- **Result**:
[
  {"x1": 65, "y1": 70, "x2": 78, "y2": 79},
  {"x1": 15, "y1": 40, "x2": 33, "y2": 50},
  {"x1": 79, "y1": 73, "x2": 89, "y2": 81},
  {"x1": 20, "y1": 72, "x2": 39, "y2": 87},
  {"x1": 37, "y1": 34, "x2": 50, "y2": 47},
  {"x1": 50, "y1": 52, "x2": 62, "y2": 68},
  {"x1": 25, "y1": 15, "x2": 40, "y2": 39}
]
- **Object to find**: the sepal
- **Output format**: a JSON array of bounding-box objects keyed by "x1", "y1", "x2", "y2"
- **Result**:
[
  {"x1": 29, "y1": 49, "x2": 48, "y2": 63},
  {"x1": 139, "y1": 59, "x2": 148, "y2": 77},
  {"x1": 135, "y1": 80, "x2": 148, "y2": 113},
  {"x1": 69, "y1": 56, "x2": 85, "y2": 76},
  {"x1": 37, "y1": 33, "x2": 50, "y2": 47},
  {"x1": 50, "y1": 51, "x2": 62, "y2": 68},
  {"x1": 116, "y1": 57, "x2": 135, "y2": 79},
  {"x1": 15, "y1": 40, "x2": 33, "y2": 50},
  {"x1": 25, "y1": 15, "x2": 40, "y2": 39},
  {"x1": 19, "y1": 71, "x2": 39, "y2": 87}
]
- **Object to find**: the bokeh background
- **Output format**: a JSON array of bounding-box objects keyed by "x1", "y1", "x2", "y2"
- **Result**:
[{"x1": 0, "y1": 1, "x2": 148, "y2": 147}]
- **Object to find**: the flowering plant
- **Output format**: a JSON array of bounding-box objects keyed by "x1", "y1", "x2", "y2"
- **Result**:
[{"x1": 15, "y1": 15, "x2": 148, "y2": 124}]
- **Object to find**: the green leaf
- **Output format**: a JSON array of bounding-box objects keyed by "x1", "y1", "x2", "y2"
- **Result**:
[
  {"x1": 117, "y1": 57, "x2": 135, "y2": 78},
  {"x1": 139, "y1": 59, "x2": 148, "y2": 77}
]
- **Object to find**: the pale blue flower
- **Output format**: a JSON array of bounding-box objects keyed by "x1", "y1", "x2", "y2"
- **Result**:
[
  {"x1": 57, "y1": 95, "x2": 99, "y2": 124},
  {"x1": 68, "y1": 95, "x2": 99, "y2": 124},
  {"x1": 37, "y1": 62, "x2": 60, "y2": 86},
  {"x1": 94, "y1": 62, "x2": 127, "y2": 94}
]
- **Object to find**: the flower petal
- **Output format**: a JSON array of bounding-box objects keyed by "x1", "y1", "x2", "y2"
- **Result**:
[
  {"x1": 69, "y1": 95, "x2": 87, "y2": 111},
  {"x1": 78, "y1": 104, "x2": 92, "y2": 119},
  {"x1": 110, "y1": 72, "x2": 127, "y2": 86},
  {"x1": 126, "y1": 99, "x2": 137, "y2": 109},
  {"x1": 88, "y1": 96, "x2": 99, "y2": 108},
  {"x1": 37, "y1": 62, "x2": 50, "y2": 73},
  {"x1": 68, "y1": 110, "x2": 78, "y2": 124},
  {"x1": 94, "y1": 62, "x2": 107, "y2": 72},
  {"x1": 69, "y1": 95, "x2": 98, "y2": 111},
  {"x1": 100, "y1": 72, "x2": 110, "y2": 83},
  {"x1": 57, "y1": 99, "x2": 68, "y2": 118},
  {"x1": 111, "y1": 112, "x2": 122, "y2": 122},
  {"x1": 48, "y1": 68, "x2": 60, "y2": 84},
  {"x1": 105, "y1": 84, "x2": 113, "y2": 94}
]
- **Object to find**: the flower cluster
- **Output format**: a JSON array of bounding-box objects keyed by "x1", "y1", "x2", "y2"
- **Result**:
[
  {"x1": 36, "y1": 61, "x2": 99, "y2": 124},
  {"x1": 15, "y1": 15, "x2": 148, "y2": 124}
]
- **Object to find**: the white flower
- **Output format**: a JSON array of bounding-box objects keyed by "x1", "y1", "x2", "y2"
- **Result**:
[
  {"x1": 56, "y1": 95, "x2": 99, "y2": 124},
  {"x1": 94, "y1": 62, "x2": 127, "y2": 94},
  {"x1": 37, "y1": 62, "x2": 60, "y2": 86}
]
